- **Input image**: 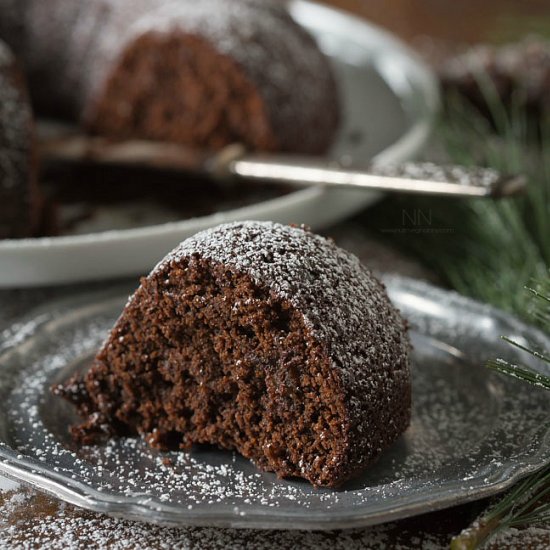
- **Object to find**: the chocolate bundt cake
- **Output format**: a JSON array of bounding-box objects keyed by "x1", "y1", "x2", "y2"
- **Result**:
[
  {"x1": 0, "y1": 39, "x2": 37, "y2": 239},
  {"x1": 2, "y1": 0, "x2": 339, "y2": 154},
  {"x1": 55, "y1": 221, "x2": 411, "y2": 487}
]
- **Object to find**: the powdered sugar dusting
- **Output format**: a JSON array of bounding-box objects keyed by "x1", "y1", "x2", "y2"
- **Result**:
[
  {"x1": 0, "y1": 483, "x2": 457, "y2": 550},
  {"x1": 489, "y1": 526, "x2": 550, "y2": 549},
  {"x1": 3, "y1": 479, "x2": 548, "y2": 548}
]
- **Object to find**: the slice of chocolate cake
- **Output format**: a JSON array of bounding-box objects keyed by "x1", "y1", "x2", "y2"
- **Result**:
[
  {"x1": 6, "y1": 0, "x2": 339, "y2": 154},
  {"x1": 55, "y1": 221, "x2": 411, "y2": 487},
  {"x1": 0, "y1": 39, "x2": 37, "y2": 239}
]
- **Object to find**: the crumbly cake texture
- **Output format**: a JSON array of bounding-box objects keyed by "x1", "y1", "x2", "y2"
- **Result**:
[
  {"x1": 55, "y1": 221, "x2": 411, "y2": 488},
  {"x1": 5, "y1": 0, "x2": 339, "y2": 154},
  {"x1": 0, "y1": 40, "x2": 36, "y2": 239}
]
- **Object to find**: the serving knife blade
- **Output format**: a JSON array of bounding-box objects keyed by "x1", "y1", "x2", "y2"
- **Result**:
[{"x1": 37, "y1": 133, "x2": 526, "y2": 199}]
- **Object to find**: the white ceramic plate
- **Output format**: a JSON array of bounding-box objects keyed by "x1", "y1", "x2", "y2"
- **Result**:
[{"x1": 0, "y1": 1, "x2": 439, "y2": 287}]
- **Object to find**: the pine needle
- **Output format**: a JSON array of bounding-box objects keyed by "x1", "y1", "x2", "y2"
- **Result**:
[
  {"x1": 487, "y1": 358, "x2": 550, "y2": 390},
  {"x1": 486, "y1": 276, "x2": 550, "y2": 392}
]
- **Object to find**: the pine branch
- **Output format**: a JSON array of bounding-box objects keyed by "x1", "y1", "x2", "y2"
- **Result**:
[
  {"x1": 487, "y1": 358, "x2": 550, "y2": 390},
  {"x1": 486, "y1": 277, "x2": 550, "y2": 391},
  {"x1": 451, "y1": 466, "x2": 550, "y2": 550},
  {"x1": 451, "y1": 274, "x2": 550, "y2": 549},
  {"x1": 499, "y1": 336, "x2": 550, "y2": 364},
  {"x1": 417, "y1": 84, "x2": 550, "y2": 548},
  {"x1": 359, "y1": 53, "x2": 550, "y2": 549}
]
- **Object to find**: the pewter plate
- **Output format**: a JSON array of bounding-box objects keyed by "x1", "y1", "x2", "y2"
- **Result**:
[{"x1": 0, "y1": 277, "x2": 548, "y2": 530}]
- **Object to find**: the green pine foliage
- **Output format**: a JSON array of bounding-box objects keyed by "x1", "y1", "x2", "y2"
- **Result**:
[
  {"x1": 451, "y1": 464, "x2": 550, "y2": 550},
  {"x1": 363, "y1": 88, "x2": 549, "y2": 324},
  {"x1": 487, "y1": 277, "x2": 550, "y2": 391},
  {"x1": 360, "y1": 72, "x2": 550, "y2": 549},
  {"x1": 412, "y1": 86, "x2": 550, "y2": 549}
]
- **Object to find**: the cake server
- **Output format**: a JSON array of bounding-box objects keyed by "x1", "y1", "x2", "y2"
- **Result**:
[{"x1": 38, "y1": 134, "x2": 527, "y2": 199}]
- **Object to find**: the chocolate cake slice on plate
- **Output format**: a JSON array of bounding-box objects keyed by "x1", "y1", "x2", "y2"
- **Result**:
[{"x1": 55, "y1": 222, "x2": 411, "y2": 487}]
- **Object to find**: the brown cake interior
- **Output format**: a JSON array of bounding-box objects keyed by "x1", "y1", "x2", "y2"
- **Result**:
[
  {"x1": 87, "y1": 32, "x2": 278, "y2": 151},
  {"x1": 62, "y1": 257, "x2": 350, "y2": 487}
]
